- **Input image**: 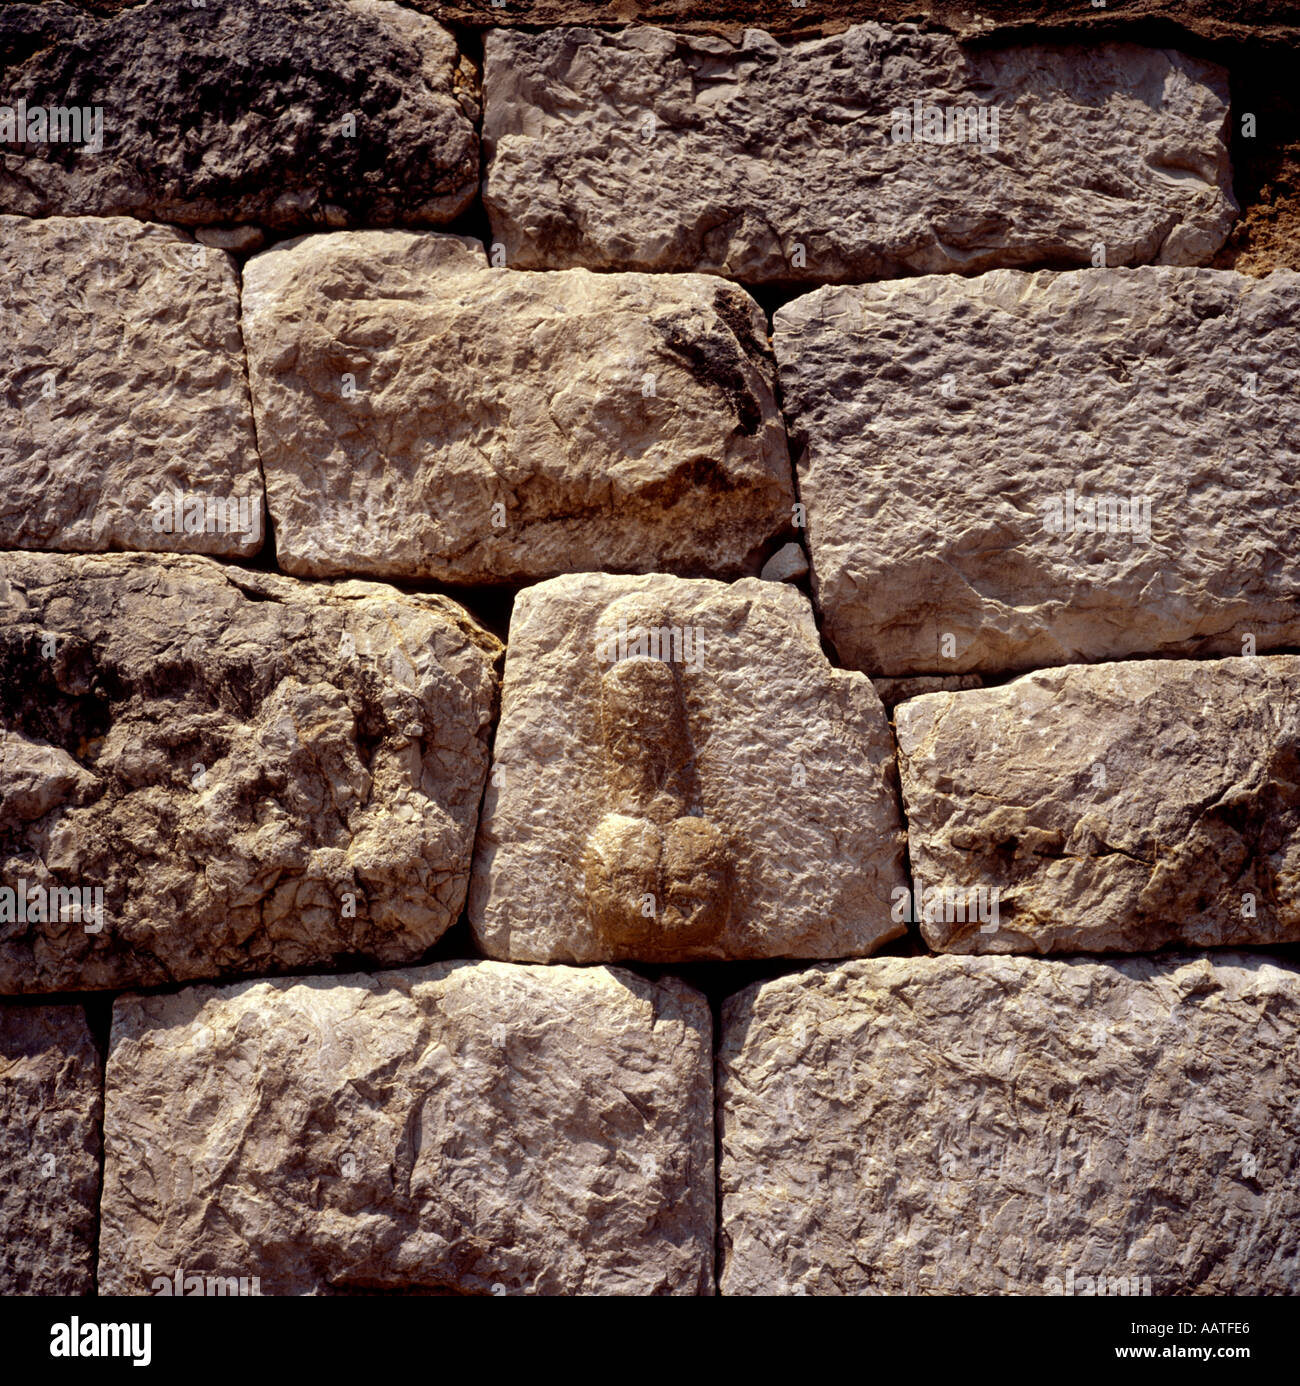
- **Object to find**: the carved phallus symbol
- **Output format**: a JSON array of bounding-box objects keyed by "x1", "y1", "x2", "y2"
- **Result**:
[{"x1": 582, "y1": 653, "x2": 731, "y2": 953}]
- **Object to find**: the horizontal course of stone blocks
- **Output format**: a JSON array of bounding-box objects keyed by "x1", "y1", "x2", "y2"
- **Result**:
[
  {"x1": 2, "y1": 3, "x2": 1298, "y2": 1303},
  {"x1": 718, "y1": 953, "x2": 1300, "y2": 1295}
]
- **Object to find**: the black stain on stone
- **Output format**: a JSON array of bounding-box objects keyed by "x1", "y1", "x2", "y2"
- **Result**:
[{"x1": 650, "y1": 307, "x2": 764, "y2": 436}]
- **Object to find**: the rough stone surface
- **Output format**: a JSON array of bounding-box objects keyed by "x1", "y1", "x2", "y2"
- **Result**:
[
  {"x1": 99, "y1": 961, "x2": 714, "y2": 1295},
  {"x1": 0, "y1": 215, "x2": 262, "y2": 557},
  {"x1": 719, "y1": 952, "x2": 1300, "y2": 1295},
  {"x1": 776, "y1": 265, "x2": 1300, "y2": 676},
  {"x1": 242, "y1": 230, "x2": 793, "y2": 584},
  {"x1": 470, "y1": 573, "x2": 907, "y2": 962},
  {"x1": 0, "y1": 1002, "x2": 101, "y2": 1295},
  {"x1": 895, "y1": 656, "x2": 1300, "y2": 954},
  {"x1": 0, "y1": 552, "x2": 500, "y2": 993},
  {"x1": 0, "y1": 0, "x2": 478, "y2": 228},
  {"x1": 30, "y1": 4, "x2": 1300, "y2": 277},
  {"x1": 483, "y1": 24, "x2": 1234, "y2": 283}
]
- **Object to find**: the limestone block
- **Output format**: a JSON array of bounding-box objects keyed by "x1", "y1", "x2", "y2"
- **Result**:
[
  {"x1": 775, "y1": 266, "x2": 1300, "y2": 674},
  {"x1": 484, "y1": 25, "x2": 1233, "y2": 282},
  {"x1": 0, "y1": 552, "x2": 499, "y2": 992},
  {"x1": 469, "y1": 572, "x2": 907, "y2": 961},
  {"x1": 242, "y1": 230, "x2": 793, "y2": 583},
  {"x1": 719, "y1": 953, "x2": 1300, "y2": 1294},
  {"x1": 99, "y1": 962, "x2": 714, "y2": 1295}
]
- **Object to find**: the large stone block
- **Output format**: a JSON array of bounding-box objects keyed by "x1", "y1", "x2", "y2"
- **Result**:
[
  {"x1": 99, "y1": 962, "x2": 714, "y2": 1295},
  {"x1": 894, "y1": 656, "x2": 1300, "y2": 954},
  {"x1": 0, "y1": 215, "x2": 262, "y2": 556},
  {"x1": 719, "y1": 953, "x2": 1300, "y2": 1295},
  {"x1": 0, "y1": 553, "x2": 500, "y2": 993},
  {"x1": 241, "y1": 230, "x2": 794, "y2": 583},
  {"x1": 0, "y1": 1003, "x2": 102, "y2": 1295},
  {"x1": 483, "y1": 25, "x2": 1234, "y2": 282},
  {"x1": 469, "y1": 573, "x2": 907, "y2": 962},
  {"x1": 775, "y1": 266, "x2": 1300, "y2": 675},
  {"x1": 0, "y1": 0, "x2": 478, "y2": 227}
]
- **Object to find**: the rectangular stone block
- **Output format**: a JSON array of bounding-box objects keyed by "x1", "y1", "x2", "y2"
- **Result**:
[
  {"x1": 241, "y1": 230, "x2": 794, "y2": 583},
  {"x1": 0, "y1": 552, "x2": 500, "y2": 993},
  {"x1": 469, "y1": 573, "x2": 907, "y2": 962},
  {"x1": 483, "y1": 25, "x2": 1234, "y2": 282},
  {"x1": 894, "y1": 656, "x2": 1300, "y2": 954},
  {"x1": 775, "y1": 266, "x2": 1300, "y2": 675},
  {"x1": 719, "y1": 953, "x2": 1300, "y2": 1295},
  {"x1": 99, "y1": 962, "x2": 714, "y2": 1296},
  {"x1": 0, "y1": 215, "x2": 263, "y2": 556},
  {"x1": 0, "y1": 1002, "x2": 102, "y2": 1295},
  {"x1": 0, "y1": 0, "x2": 478, "y2": 227}
]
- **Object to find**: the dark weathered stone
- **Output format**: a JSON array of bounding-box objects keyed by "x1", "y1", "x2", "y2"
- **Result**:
[
  {"x1": 0, "y1": 1002, "x2": 101, "y2": 1295},
  {"x1": 0, "y1": 0, "x2": 478, "y2": 228}
]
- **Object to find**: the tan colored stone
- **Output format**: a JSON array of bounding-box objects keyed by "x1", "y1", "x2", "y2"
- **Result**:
[
  {"x1": 99, "y1": 962, "x2": 714, "y2": 1295},
  {"x1": 775, "y1": 265, "x2": 1300, "y2": 675},
  {"x1": 0, "y1": 215, "x2": 262, "y2": 556},
  {"x1": 0, "y1": 552, "x2": 499, "y2": 992},
  {"x1": 484, "y1": 25, "x2": 1233, "y2": 282},
  {"x1": 242, "y1": 230, "x2": 793, "y2": 583},
  {"x1": 719, "y1": 952, "x2": 1300, "y2": 1295},
  {"x1": 895, "y1": 656, "x2": 1300, "y2": 953},
  {"x1": 470, "y1": 572, "x2": 907, "y2": 961},
  {"x1": 759, "y1": 543, "x2": 808, "y2": 583}
]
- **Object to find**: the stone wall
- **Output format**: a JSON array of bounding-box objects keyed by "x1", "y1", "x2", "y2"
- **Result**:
[{"x1": 2, "y1": 0, "x2": 1299, "y2": 1297}]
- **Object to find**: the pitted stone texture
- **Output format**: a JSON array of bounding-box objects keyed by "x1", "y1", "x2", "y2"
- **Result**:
[
  {"x1": 0, "y1": 0, "x2": 478, "y2": 228},
  {"x1": 0, "y1": 215, "x2": 262, "y2": 557},
  {"x1": 469, "y1": 573, "x2": 907, "y2": 962},
  {"x1": 0, "y1": 552, "x2": 500, "y2": 993},
  {"x1": 483, "y1": 24, "x2": 1234, "y2": 283},
  {"x1": 0, "y1": 1003, "x2": 101, "y2": 1295},
  {"x1": 895, "y1": 656, "x2": 1300, "y2": 954},
  {"x1": 776, "y1": 266, "x2": 1300, "y2": 676},
  {"x1": 99, "y1": 962, "x2": 714, "y2": 1296},
  {"x1": 719, "y1": 953, "x2": 1300, "y2": 1296},
  {"x1": 242, "y1": 231, "x2": 793, "y2": 583}
]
